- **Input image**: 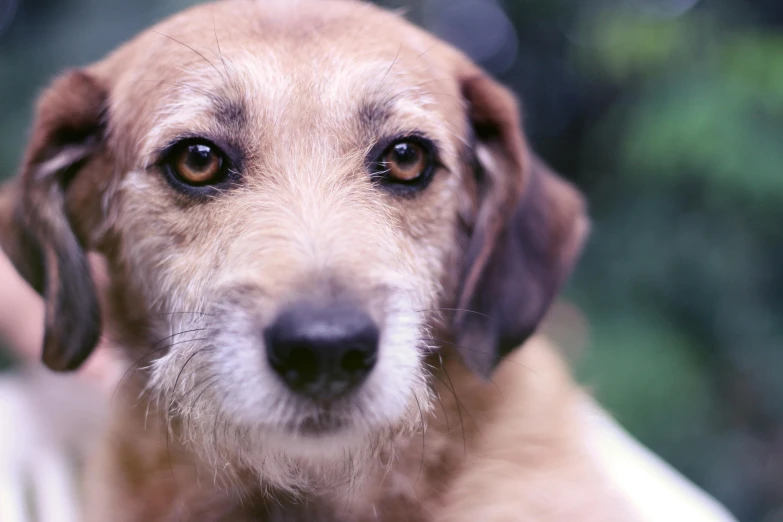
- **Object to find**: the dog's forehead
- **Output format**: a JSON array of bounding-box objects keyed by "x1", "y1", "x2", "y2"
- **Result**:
[{"x1": 93, "y1": 0, "x2": 468, "y2": 168}]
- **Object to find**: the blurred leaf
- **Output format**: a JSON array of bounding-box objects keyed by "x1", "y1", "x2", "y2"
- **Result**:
[
  {"x1": 576, "y1": 10, "x2": 694, "y2": 81},
  {"x1": 721, "y1": 32, "x2": 783, "y2": 112},
  {"x1": 576, "y1": 312, "x2": 717, "y2": 448},
  {"x1": 618, "y1": 75, "x2": 783, "y2": 200}
]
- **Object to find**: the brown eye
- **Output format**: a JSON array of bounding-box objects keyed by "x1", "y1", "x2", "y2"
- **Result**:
[
  {"x1": 174, "y1": 143, "x2": 224, "y2": 185},
  {"x1": 369, "y1": 136, "x2": 437, "y2": 195},
  {"x1": 382, "y1": 141, "x2": 428, "y2": 182}
]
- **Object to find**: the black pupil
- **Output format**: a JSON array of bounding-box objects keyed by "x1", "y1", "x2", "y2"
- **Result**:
[
  {"x1": 391, "y1": 142, "x2": 420, "y2": 169},
  {"x1": 185, "y1": 144, "x2": 215, "y2": 171}
]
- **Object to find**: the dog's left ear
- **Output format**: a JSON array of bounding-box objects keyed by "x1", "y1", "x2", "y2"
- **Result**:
[
  {"x1": 0, "y1": 70, "x2": 106, "y2": 371},
  {"x1": 453, "y1": 68, "x2": 589, "y2": 377}
]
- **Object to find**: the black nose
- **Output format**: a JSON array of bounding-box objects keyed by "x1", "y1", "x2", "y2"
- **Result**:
[{"x1": 264, "y1": 302, "x2": 379, "y2": 400}]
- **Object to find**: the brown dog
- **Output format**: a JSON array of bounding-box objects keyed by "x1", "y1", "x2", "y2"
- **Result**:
[{"x1": 0, "y1": 1, "x2": 639, "y2": 520}]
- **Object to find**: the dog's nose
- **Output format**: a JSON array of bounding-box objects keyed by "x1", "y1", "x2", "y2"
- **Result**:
[{"x1": 264, "y1": 302, "x2": 379, "y2": 400}]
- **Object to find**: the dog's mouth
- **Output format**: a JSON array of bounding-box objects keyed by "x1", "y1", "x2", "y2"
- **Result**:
[{"x1": 283, "y1": 405, "x2": 350, "y2": 436}]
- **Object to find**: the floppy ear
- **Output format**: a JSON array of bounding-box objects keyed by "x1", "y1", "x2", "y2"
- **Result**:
[
  {"x1": 0, "y1": 70, "x2": 106, "y2": 371},
  {"x1": 453, "y1": 71, "x2": 589, "y2": 377}
]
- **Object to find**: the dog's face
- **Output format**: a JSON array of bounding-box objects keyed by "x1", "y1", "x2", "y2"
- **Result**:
[{"x1": 0, "y1": 0, "x2": 586, "y2": 491}]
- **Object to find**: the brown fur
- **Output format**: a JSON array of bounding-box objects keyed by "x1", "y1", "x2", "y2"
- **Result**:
[
  {"x1": 0, "y1": 1, "x2": 637, "y2": 520},
  {"x1": 82, "y1": 339, "x2": 634, "y2": 522}
]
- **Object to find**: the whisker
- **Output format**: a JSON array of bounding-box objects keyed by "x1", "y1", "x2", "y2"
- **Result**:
[
  {"x1": 424, "y1": 366, "x2": 450, "y2": 432},
  {"x1": 152, "y1": 30, "x2": 224, "y2": 79},
  {"x1": 432, "y1": 362, "x2": 481, "y2": 435},
  {"x1": 413, "y1": 394, "x2": 426, "y2": 485},
  {"x1": 212, "y1": 395, "x2": 229, "y2": 450},
  {"x1": 212, "y1": 10, "x2": 231, "y2": 79},
  {"x1": 182, "y1": 375, "x2": 219, "y2": 435},
  {"x1": 171, "y1": 347, "x2": 208, "y2": 402},
  {"x1": 179, "y1": 373, "x2": 218, "y2": 405},
  {"x1": 153, "y1": 311, "x2": 216, "y2": 317},
  {"x1": 417, "y1": 307, "x2": 492, "y2": 319},
  {"x1": 165, "y1": 415, "x2": 179, "y2": 493},
  {"x1": 189, "y1": 377, "x2": 219, "y2": 416},
  {"x1": 437, "y1": 354, "x2": 467, "y2": 456},
  {"x1": 137, "y1": 79, "x2": 214, "y2": 98},
  {"x1": 419, "y1": 337, "x2": 536, "y2": 373},
  {"x1": 126, "y1": 327, "x2": 210, "y2": 372},
  {"x1": 113, "y1": 334, "x2": 210, "y2": 401},
  {"x1": 377, "y1": 42, "x2": 402, "y2": 91},
  {"x1": 154, "y1": 327, "x2": 211, "y2": 349},
  {"x1": 415, "y1": 43, "x2": 438, "y2": 60}
]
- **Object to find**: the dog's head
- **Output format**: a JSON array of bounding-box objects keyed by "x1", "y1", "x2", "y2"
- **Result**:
[{"x1": 0, "y1": 0, "x2": 586, "y2": 491}]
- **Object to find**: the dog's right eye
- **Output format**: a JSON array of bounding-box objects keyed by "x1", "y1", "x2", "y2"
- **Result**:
[
  {"x1": 159, "y1": 139, "x2": 238, "y2": 195},
  {"x1": 169, "y1": 140, "x2": 227, "y2": 186},
  {"x1": 175, "y1": 143, "x2": 223, "y2": 185}
]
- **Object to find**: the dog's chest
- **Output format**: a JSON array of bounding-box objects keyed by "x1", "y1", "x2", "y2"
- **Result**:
[
  {"x1": 237, "y1": 493, "x2": 429, "y2": 522},
  {"x1": 242, "y1": 498, "x2": 339, "y2": 522}
]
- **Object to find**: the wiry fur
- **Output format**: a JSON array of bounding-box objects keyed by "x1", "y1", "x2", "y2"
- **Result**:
[{"x1": 0, "y1": 1, "x2": 642, "y2": 520}]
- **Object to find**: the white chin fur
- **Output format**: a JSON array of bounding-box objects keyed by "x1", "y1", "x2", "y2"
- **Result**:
[{"x1": 145, "y1": 299, "x2": 431, "y2": 494}]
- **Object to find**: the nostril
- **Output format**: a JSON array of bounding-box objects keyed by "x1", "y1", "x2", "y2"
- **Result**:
[
  {"x1": 341, "y1": 348, "x2": 375, "y2": 374},
  {"x1": 284, "y1": 345, "x2": 319, "y2": 385}
]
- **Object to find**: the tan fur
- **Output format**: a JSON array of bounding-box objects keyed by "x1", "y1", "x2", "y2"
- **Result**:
[
  {"x1": 0, "y1": 0, "x2": 638, "y2": 520},
  {"x1": 84, "y1": 338, "x2": 636, "y2": 521}
]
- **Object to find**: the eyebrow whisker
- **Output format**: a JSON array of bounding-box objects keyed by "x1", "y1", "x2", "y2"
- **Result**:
[
  {"x1": 152, "y1": 30, "x2": 225, "y2": 80},
  {"x1": 138, "y1": 79, "x2": 215, "y2": 99},
  {"x1": 377, "y1": 42, "x2": 403, "y2": 91},
  {"x1": 211, "y1": 10, "x2": 231, "y2": 80}
]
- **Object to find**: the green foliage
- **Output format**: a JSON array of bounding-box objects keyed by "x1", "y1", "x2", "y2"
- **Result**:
[
  {"x1": 568, "y1": 3, "x2": 783, "y2": 517},
  {"x1": 576, "y1": 311, "x2": 716, "y2": 449},
  {"x1": 579, "y1": 8, "x2": 783, "y2": 202},
  {"x1": 582, "y1": 13, "x2": 691, "y2": 79}
]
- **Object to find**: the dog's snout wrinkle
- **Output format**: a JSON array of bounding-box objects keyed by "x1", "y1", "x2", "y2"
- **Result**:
[{"x1": 264, "y1": 301, "x2": 379, "y2": 401}]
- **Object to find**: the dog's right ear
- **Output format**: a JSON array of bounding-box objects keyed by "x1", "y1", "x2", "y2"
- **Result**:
[
  {"x1": 0, "y1": 179, "x2": 44, "y2": 292},
  {"x1": 0, "y1": 70, "x2": 106, "y2": 371}
]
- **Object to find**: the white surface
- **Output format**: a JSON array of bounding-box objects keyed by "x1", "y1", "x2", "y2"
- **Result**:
[
  {"x1": 0, "y1": 370, "x2": 105, "y2": 522},
  {"x1": 580, "y1": 395, "x2": 738, "y2": 522}
]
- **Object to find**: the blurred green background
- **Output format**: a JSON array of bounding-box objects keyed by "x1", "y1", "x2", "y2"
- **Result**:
[{"x1": 1, "y1": 0, "x2": 781, "y2": 519}]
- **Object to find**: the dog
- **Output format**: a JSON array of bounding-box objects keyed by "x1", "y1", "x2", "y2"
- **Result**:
[{"x1": 0, "y1": 1, "x2": 721, "y2": 520}]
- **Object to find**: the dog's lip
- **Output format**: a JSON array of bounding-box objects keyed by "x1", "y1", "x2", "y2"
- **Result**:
[
  {"x1": 298, "y1": 417, "x2": 346, "y2": 436},
  {"x1": 285, "y1": 405, "x2": 349, "y2": 436}
]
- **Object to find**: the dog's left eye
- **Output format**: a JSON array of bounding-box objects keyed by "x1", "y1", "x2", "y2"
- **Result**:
[
  {"x1": 370, "y1": 137, "x2": 436, "y2": 193},
  {"x1": 382, "y1": 142, "x2": 428, "y2": 182}
]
